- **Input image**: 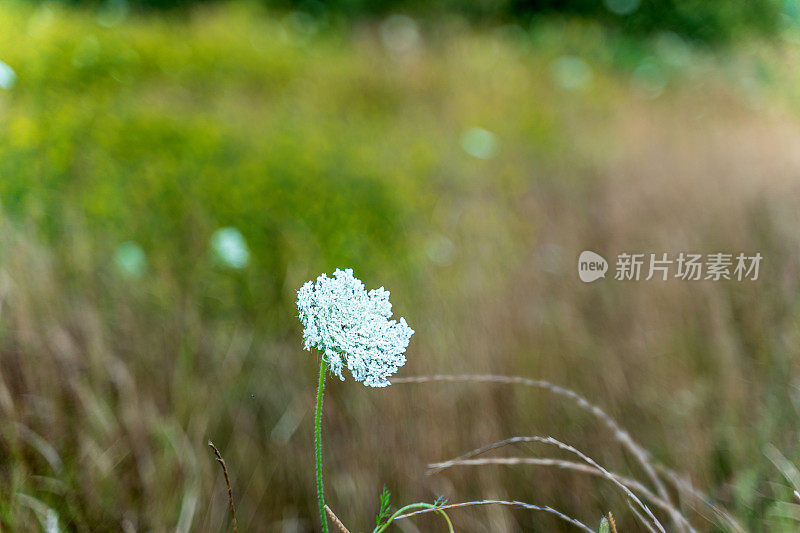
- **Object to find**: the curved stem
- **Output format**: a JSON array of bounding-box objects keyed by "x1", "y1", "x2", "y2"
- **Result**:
[
  {"x1": 315, "y1": 359, "x2": 329, "y2": 533},
  {"x1": 373, "y1": 503, "x2": 454, "y2": 533}
]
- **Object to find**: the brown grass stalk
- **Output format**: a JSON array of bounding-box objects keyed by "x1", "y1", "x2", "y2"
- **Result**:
[
  {"x1": 395, "y1": 374, "x2": 744, "y2": 532},
  {"x1": 454, "y1": 436, "x2": 665, "y2": 531},
  {"x1": 426, "y1": 456, "x2": 695, "y2": 531},
  {"x1": 654, "y1": 465, "x2": 745, "y2": 532},
  {"x1": 393, "y1": 499, "x2": 595, "y2": 532},
  {"x1": 324, "y1": 505, "x2": 351, "y2": 533},
  {"x1": 208, "y1": 440, "x2": 238, "y2": 533},
  {"x1": 393, "y1": 375, "x2": 670, "y2": 503}
]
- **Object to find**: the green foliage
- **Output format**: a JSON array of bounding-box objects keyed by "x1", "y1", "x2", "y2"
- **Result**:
[
  {"x1": 0, "y1": 1, "x2": 581, "y2": 332},
  {"x1": 513, "y1": 0, "x2": 783, "y2": 43},
  {"x1": 0, "y1": 2, "x2": 452, "y2": 328},
  {"x1": 375, "y1": 485, "x2": 392, "y2": 526},
  {"x1": 50, "y1": 0, "x2": 786, "y2": 42},
  {"x1": 598, "y1": 516, "x2": 610, "y2": 533},
  {"x1": 372, "y1": 495, "x2": 454, "y2": 533}
]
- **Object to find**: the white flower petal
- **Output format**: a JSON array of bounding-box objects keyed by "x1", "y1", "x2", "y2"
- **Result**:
[{"x1": 297, "y1": 268, "x2": 413, "y2": 387}]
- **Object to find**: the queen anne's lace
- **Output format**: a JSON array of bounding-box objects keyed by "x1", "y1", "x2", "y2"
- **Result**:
[{"x1": 297, "y1": 268, "x2": 414, "y2": 387}]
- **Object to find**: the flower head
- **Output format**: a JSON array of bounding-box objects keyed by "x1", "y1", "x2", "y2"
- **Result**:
[{"x1": 297, "y1": 268, "x2": 414, "y2": 387}]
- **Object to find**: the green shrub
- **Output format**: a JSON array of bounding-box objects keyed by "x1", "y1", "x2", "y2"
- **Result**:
[{"x1": 53, "y1": 0, "x2": 785, "y2": 42}]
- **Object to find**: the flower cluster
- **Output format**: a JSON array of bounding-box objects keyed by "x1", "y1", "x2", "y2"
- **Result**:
[{"x1": 297, "y1": 268, "x2": 414, "y2": 387}]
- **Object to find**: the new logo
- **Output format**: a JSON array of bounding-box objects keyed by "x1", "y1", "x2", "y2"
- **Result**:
[{"x1": 578, "y1": 251, "x2": 608, "y2": 283}]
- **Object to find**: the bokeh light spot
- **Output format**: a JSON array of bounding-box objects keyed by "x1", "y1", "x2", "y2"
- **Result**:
[
  {"x1": 114, "y1": 242, "x2": 147, "y2": 278},
  {"x1": 379, "y1": 15, "x2": 421, "y2": 54},
  {"x1": 0, "y1": 60, "x2": 16, "y2": 90},
  {"x1": 97, "y1": 0, "x2": 129, "y2": 28},
  {"x1": 425, "y1": 234, "x2": 455, "y2": 265},
  {"x1": 604, "y1": 0, "x2": 640, "y2": 15},
  {"x1": 551, "y1": 56, "x2": 592, "y2": 90},
  {"x1": 633, "y1": 58, "x2": 667, "y2": 98},
  {"x1": 211, "y1": 227, "x2": 250, "y2": 269},
  {"x1": 460, "y1": 127, "x2": 499, "y2": 160}
]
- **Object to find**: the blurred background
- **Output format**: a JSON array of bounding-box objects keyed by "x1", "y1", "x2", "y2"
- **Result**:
[{"x1": 2, "y1": 0, "x2": 800, "y2": 531}]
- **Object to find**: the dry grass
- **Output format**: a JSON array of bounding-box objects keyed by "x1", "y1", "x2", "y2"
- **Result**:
[
  {"x1": 208, "y1": 441, "x2": 238, "y2": 533},
  {"x1": 324, "y1": 505, "x2": 351, "y2": 533},
  {"x1": 397, "y1": 374, "x2": 746, "y2": 532},
  {"x1": 393, "y1": 500, "x2": 596, "y2": 532}
]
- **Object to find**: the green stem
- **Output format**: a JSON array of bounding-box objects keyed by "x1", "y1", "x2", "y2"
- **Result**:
[
  {"x1": 373, "y1": 503, "x2": 454, "y2": 533},
  {"x1": 315, "y1": 358, "x2": 329, "y2": 533}
]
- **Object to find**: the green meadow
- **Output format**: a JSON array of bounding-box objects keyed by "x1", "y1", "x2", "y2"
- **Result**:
[{"x1": 2, "y1": 1, "x2": 800, "y2": 530}]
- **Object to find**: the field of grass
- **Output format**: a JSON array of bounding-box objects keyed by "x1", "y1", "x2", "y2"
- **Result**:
[{"x1": 2, "y1": 1, "x2": 800, "y2": 531}]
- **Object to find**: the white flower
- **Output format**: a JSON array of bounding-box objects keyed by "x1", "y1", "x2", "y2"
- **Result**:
[{"x1": 297, "y1": 268, "x2": 414, "y2": 387}]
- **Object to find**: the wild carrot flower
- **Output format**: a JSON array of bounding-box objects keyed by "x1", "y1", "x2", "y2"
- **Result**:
[
  {"x1": 297, "y1": 268, "x2": 414, "y2": 387},
  {"x1": 298, "y1": 268, "x2": 414, "y2": 532}
]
